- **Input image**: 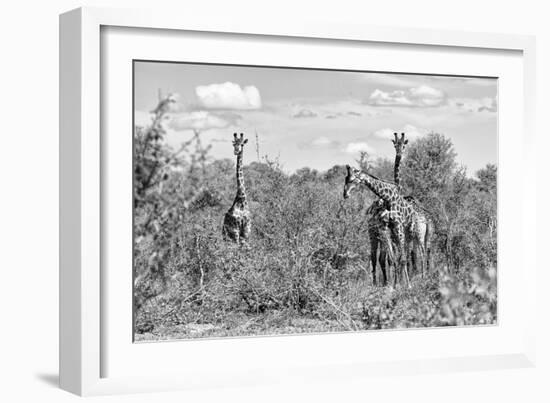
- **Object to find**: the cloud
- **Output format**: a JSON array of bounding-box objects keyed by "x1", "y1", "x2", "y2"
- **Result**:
[
  {"x1": 312, "y1": 136, "x2": 340, "y2": 147},
  {"x1": 448, "y1": 97, "x2": 497, "y2": 113},
  {"x1": 297, "y1": 136, "x2": 340, "y2": 150},
  {"x1": 372, "y1": 128, "x2": 394, "y2": 140},
  {"x1": 366, "y1": 85, "x2": 446, "y2": 107},
  {"x1": 292, "y1": 109, "x2": 318, "y2": 118},
  {"x1": 169, "y1": 111, "x2": 241, "y2": 131},
  {"x1": 344, "y1": 142, "x2": 375, "y2": 154},
  {"x1": 372, "y1": 124, "x2": 427, "y2": 141},
  {"x1": 285, "y1": 99, "x2": 386, "y2": 121},
  {"x1": 312, "y1": 136, "x2": 332, "y2": 146},
  {"x1": 478, "y1": 103, "x2": 496, "y2": 113},
  {"x1": 195, "y1": 82, "x2": 261, "y2": 110}
]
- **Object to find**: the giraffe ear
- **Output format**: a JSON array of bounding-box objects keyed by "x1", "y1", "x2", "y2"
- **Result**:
[{"x1": 243, "y1": 139, "x2": 248, "y2": 144}]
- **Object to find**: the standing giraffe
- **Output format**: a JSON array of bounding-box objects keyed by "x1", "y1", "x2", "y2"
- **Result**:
[
  {"x1": 392, "y1": 132, "x2": 432, "y2": 276},
  {"x1": 392, "y1": 133, "x2": 433, "y2": 275},
  {"x1": 364, "y1": 132, "x2": 408, "y2": 286},
  {"x1": 344, "y1": 166, "x2": 417, "y2": 288},
  {"x1": 404, "y1": 195, "x2": 433, "y2": 275},
  {"x1": 392, "y1": 132, "x2": 408, "y2": 189},
  {"x1": 392, "y1": 132, "x2": 422, "y2": 276},
  {"x1": 222, "y1": 133, "x2": 251, "y2": 244},
  {"x1": 366, "y1": 198, "x2": 394, "y2": 286}
]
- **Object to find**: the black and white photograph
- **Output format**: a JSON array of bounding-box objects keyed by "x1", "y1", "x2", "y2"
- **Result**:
[
  {"x1": 2, "y1": 0, "x2": 548, "y2": 399},
  {"x1": 133, "y1": 61, "x2": 498, "y2": 341}
]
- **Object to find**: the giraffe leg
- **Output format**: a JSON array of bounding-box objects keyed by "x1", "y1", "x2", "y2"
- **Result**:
[
  {"x1": 240, "y1": 216, "x2": 251, "y2": 243},
  {"x1": 238, "y1": 220, "x2": 249, "y2": 246},
  {"x1": 425, "y1": 222, "x2": 432, "y2": 273},
  {"x1": 370, "y1": 241, "x2": 378, "y2": 286},
  {"x1": 395, "y1": 223, "x2": 410, "y2": 289},
  {"x1": 384, "y1": 230, "x2": 395, "y2": 286},
  {"x1": 405, "y1": 237, "x2": 413, "y2": 280},
  {"x1": 411, "y1": 247, "x2": 418, "y2": 276},
  {"x1": 379, "y1": 247, "x2": 388, "y2": 287},
  {"x1": 380, "y1": 226, "x2": 393, "y2": 287},
  {"x1": 426, "y1": 245, "x2": 431, "y2": 273},
  {"x1": 389, "y1": 223, "x2": 400, "y2": 288},
  {"x1": 413, "y1": 222, "x2": 426, "y2": 278},
  {"x1": 417, "y1": 241, "x2": 425, "y2": 278},
  {"x1": 392, "y1": 240, "x2": 401, "y2": 288}
]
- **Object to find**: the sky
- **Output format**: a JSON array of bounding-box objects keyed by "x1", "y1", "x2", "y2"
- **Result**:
[{"x1": 134, "y1": 61, "x2": 497, "y2": 175}]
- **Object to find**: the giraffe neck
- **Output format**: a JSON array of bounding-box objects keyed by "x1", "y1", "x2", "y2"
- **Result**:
[
  {"x1": 358, "y1": 172, "x2": 398, "y2": 204},
  {"x1": 235, "y1": 151, "x2": 246, "y2": 202},
  {"x1": 394, "y1": 154, "x2": 402, "y2": 187}
]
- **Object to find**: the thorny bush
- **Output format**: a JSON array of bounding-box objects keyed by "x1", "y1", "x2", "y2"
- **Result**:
[{"x1": 134, "y1": 97, "x2": 497, "y2": 339}]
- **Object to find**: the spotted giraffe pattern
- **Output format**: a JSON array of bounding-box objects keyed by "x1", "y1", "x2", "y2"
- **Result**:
[
  {"x1": 404, "y1": 196, "x2": 433, "y2": 274},
  {"x1": 222, "y1": 133, "x2": 251, "y2": 244},
  {"x1": 392, "y1": 132, "x2": 408, "y2": 189},
  {"x1": 366, "y1": 199, "x2": 394, "y2": 286},
  {"x1": 365, "y1": 132, "x2": 409, "y2": 286},
  {"x1": 344, "y1": 166, "x2": 420, "y2": 288},
  {"x1": 392, "y1": 132, "x2": 432, "y2": 277}
]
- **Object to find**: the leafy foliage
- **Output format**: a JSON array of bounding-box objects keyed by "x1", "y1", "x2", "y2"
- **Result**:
[
  {"x1": 401, "y1": 133, "x2": 497, "y2": 271},
  {"x1": 134, "y1": 100, "x2": 497, "y2": 340}
]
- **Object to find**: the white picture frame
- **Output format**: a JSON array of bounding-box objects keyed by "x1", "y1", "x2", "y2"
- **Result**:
[{"x1": 60, "y1": 6, "x2": 537, "y2": 396}]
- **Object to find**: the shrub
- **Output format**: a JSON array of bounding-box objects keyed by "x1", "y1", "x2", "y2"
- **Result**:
[{"x1": 133, "y1": 101, "x2": 497, "y2": 339}]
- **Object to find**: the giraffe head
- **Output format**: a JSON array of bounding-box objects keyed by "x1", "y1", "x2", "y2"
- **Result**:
[
  {"x1": 344, "y1": 165, "x2": 400, "y2": 202},
  {"x1": 343, "y1": 165, "x2": 362, "y2": 199},
  {"x1": 232, "y1": 132, "x2": 248, "y2": 155},
  {"x1": 392, "y1": 132, "x2": 408, "y2": 157}
]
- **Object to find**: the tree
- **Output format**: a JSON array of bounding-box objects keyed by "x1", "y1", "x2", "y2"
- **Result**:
[
  {"x1": 475, "y1": 163, "x2": 497, "y2": 193},
  {"x1": 133, "y1": 94, "x2": 213, "y2": 324},
  {"x1": 401, "y1": 133, "x2": 465, "y2": 269},
  {"x1": 468, "y1": 164, "x2": 497, "y2": 267},
  {"x1": 401, "y1": 132, "x2": 457, "y2": 202}
]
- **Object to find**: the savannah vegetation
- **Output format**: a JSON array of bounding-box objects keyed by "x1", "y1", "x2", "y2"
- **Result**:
[{"x1": 134, "y1": 96, "x2": 497, "y2": 340}]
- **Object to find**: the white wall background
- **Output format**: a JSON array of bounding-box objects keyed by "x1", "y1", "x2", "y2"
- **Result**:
[{"x1": 0, "y1": 1, "x2": 547, "y2": 401}]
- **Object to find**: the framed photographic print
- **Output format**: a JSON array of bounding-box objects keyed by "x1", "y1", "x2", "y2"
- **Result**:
[{"x1": 60, "y1": 7, "x2": 537, "y2": 396}]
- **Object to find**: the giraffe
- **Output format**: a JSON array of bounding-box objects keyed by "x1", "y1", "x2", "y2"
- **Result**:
[
  {"x1": 365, "y1": 198, "x2": 394, "y2": 286},
  {"x1": 404, "y1": 195, "x2": 433, "y2": 275},
  {"x1": 391, "y1": 132, "x2": 432, "y2": 277},
  {"x1": 392, "y1": 133, "x2": 433, "y2": 275},
  {"x1": 364, "y1": 132, "x2": 408, "y2": 286},
  {"x1": 222, "y1": 133, "x2": 251, "y2": 244},
  {"x1": 344, "y1": 165, "x2": 416, "y2": 288},
  {"x1": 392, "y1": 132, "x2": 422, "y2": 275},
  {"x1": 392, "y1": 132, "x2": 408, "y2": 189}
]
